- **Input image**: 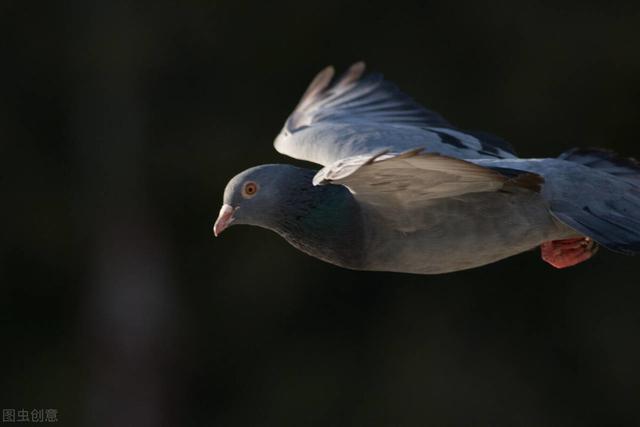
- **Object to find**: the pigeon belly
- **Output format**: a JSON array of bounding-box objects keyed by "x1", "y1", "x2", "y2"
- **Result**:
[{"x1": 360, "y1": 191, "x2": 578, "y2": 274}]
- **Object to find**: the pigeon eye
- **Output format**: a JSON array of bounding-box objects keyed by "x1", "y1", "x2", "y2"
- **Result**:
[{"x1": 242, "y1": 181, "x2": 259, "y2": 198}]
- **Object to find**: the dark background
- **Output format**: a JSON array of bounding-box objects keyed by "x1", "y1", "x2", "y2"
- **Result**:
[{"x1": 2, "y1": 1, "x2": 639, "y2": 426}]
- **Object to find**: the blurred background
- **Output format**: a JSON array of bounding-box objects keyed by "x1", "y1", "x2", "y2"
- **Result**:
[{"x1": 1, "y1": 1, "x2": 639, "y2": 425}]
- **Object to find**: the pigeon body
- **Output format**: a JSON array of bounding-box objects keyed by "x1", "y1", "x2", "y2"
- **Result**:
[{"x1": 215, "y1": 62, "x2": 640, "y2": 274}]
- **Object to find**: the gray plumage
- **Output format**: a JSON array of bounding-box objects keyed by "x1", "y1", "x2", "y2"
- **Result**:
[{"x1": 216, "y1": 62, "x2": 640, "y2": 274}]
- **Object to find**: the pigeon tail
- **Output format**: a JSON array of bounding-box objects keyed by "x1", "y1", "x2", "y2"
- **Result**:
[
  {"x1": 548, "y1": 150, "x2": 640, "y2": 255},
  {"x1": 558, "y1": 148, "x2": 640, "y2": 187}
]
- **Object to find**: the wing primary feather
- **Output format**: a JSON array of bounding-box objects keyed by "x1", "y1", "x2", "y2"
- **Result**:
[
  {"x1": 296, "y1": 65, "x2": 335, "y2": 111},
  {"x1": 334, "y1": 61, "x2": 366, "y2": 89}
]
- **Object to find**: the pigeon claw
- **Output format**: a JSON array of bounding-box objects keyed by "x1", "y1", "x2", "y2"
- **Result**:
[{"x1": 540, "y1": 237, "x2": 598, "y2": 269}]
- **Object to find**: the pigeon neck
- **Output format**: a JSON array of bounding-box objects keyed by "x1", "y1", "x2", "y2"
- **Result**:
[{"x1": 273, "y1": 180, "x2": 365, "y2": 269}]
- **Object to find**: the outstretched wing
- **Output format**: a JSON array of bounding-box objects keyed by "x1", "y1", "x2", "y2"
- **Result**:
[
  {"x1": 313, "y1": 148, "x2": 541, "y2": 223},
  {"x1": 274, "y1": 62, "x2": 517, "y2": 166},
  {"x1": 285, "y1": 62, "x2": 451, "y2": 131}
]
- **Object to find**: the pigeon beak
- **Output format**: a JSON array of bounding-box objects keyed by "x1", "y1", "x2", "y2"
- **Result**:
[{"x1": 213, "y1": 204, "x2": 236, "y2": 237}]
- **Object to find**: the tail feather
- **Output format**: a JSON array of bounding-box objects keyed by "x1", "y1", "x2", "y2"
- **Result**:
[
  {"x1": 550, "y1": 147, "x2": 640, "y2": 254},
  {"x1": 551, "y1": 203, "x2": 640, "y2": 255},
  {"x1": 559, "y1": 148, "x2": 640, "y2": 186}
]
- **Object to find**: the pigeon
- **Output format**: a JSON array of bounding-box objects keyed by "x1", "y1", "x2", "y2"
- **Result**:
[{"x1": 214, "y1": 62, "x2": 640, "y2": 274}]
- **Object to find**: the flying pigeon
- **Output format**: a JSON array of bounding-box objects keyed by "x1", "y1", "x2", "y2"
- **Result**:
[{"x1": 214, "y1": 62, "x2": 640, "y2": 274}]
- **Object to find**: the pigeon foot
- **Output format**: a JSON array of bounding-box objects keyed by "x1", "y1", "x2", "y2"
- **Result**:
[{"x1": 540, "y1": 237, "x2": 598, "y2": 269}]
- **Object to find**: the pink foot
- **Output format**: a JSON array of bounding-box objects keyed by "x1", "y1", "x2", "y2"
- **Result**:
[{"x1": 540, "y1": 237, "x2": 599, "y2": 269}]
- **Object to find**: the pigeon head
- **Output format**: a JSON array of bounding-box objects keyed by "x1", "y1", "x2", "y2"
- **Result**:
[{"x1": 214, "y1": 164, "x2": 314, "y2": 236}]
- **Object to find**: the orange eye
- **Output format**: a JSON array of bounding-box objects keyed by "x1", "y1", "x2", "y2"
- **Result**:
[{"x1": 242, "y1": 181, "x2": 259, "y2": 198}]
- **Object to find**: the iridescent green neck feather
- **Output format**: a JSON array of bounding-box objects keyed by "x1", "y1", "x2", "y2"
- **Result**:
[{"x1": 271, "y1": 170, "x2": 365, "y2": 269}]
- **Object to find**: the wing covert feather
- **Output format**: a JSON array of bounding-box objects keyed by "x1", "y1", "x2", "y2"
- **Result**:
[{"x1": 313, "y1": 149, "x2": 541, "y2": 217}]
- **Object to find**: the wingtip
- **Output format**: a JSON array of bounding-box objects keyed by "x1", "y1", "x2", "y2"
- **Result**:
[
  {"x1": 319, "y1": 64, "x2": 335, "y2": 79},
  {"x1": 336, "y1": 61, "x2": 367, "y2": 88},
  {"x1": 350, "y1": 61, "x2": 366, "y2": 75},
  {"x1": 296, "y1": 65, "x2": 335, "y2": 111},
  {"x1": 318, "y1": 61, "x2": 366, "y2": 83}
]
